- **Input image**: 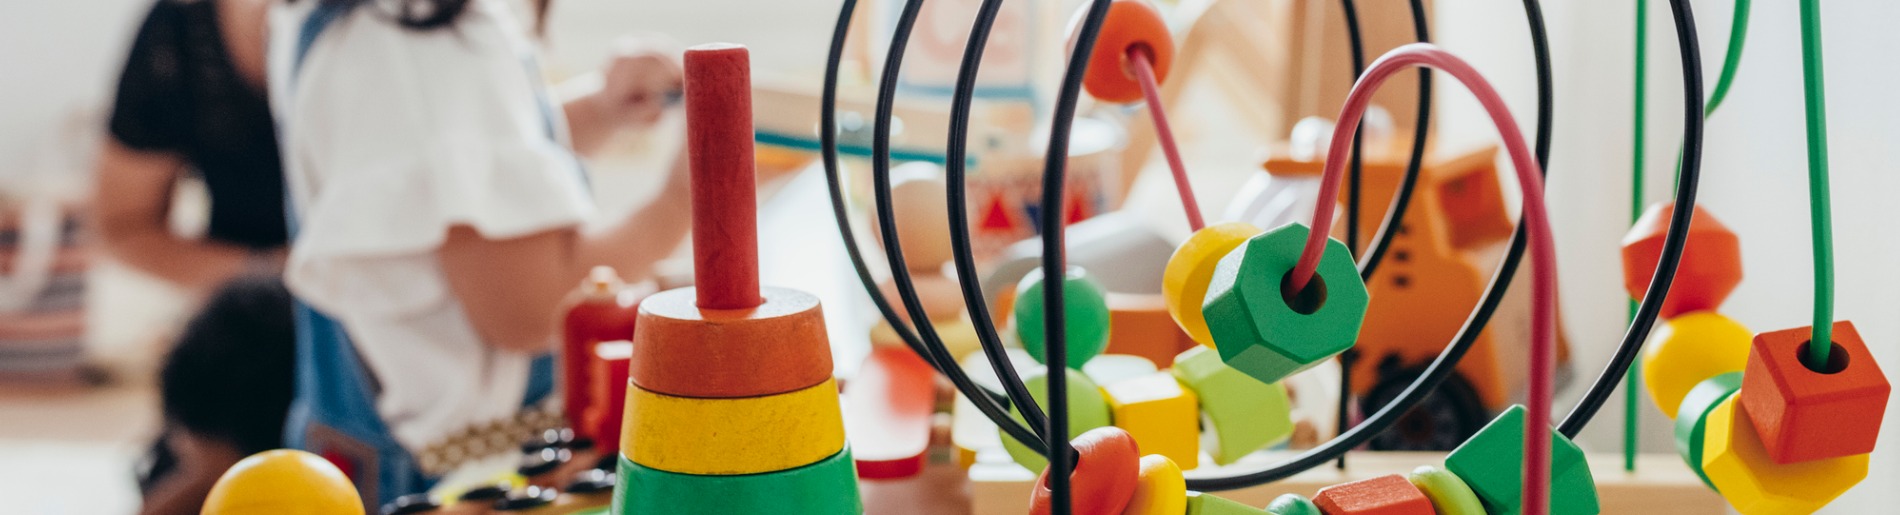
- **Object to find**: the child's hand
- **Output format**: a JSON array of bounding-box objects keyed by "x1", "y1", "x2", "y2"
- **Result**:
[{"x1": 596, "y1": 36, "x2": 683, "y2": 131}]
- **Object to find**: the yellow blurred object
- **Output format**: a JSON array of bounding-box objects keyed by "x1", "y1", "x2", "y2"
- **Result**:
[
  {"x1": 202, "y1": 449, "x2": 365, "y2": 515},
  {"x1": 1642, "y1": 312, "x2": 1752, "y2": 418}
]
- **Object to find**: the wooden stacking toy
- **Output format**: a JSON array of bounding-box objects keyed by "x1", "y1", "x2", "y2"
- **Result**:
[
  {"x1": 1201, "y1": 222, "x2": 1369, "y2": 384},
  {"x1": 611, "y1": 43, "x2": 860, "y2": 514},
  {"x1": 1738, "y1": 321, "x2": 1890, "y2": 464},
  {"x1": 1620, "y1": 203, "x2": 1742, "y2": 319},
  {"x1": 202, "y1": 449, "x2": 366, "y2": 515}
]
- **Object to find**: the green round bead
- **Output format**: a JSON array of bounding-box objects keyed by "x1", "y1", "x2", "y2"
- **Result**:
[
  {"x1": 1001, "y1": 370, "x2": 1113, "y2": 471},
  {"x1": 1266, "y1": 493, "x2": 1321, "y2": 515},
  {"x1": 1674, "y1": 371, "x2": 1743, "y2": 490},
  {"x1": 1014, "y1": 266, "x2": 1111, "y2": 369}
]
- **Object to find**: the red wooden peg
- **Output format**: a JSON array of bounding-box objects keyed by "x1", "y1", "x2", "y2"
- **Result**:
[
  {"x1": 1029, "y1": 427, "x2": 1142, "y2": 515},
  {"x1": 844, "y1": 346, "x2": 937, "y2": 480},
  {"x1": 1740, "y1": 321, "x2": 1890, "y2": 464},
  {"x1": 1313, "y1": 474, "x2": 1437, "y2": 515},
  {"x1": 685, "y1": 43, "x2": 762, "y2": 310}
]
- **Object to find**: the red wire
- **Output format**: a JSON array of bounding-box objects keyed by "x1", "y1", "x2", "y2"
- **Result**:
[
  {"x1": 1128, "y1": 48, "x2": 1206, "y2": 231},
  {"x1": 1297, "y1": 43, "x2": 1559, "y2": 515}
]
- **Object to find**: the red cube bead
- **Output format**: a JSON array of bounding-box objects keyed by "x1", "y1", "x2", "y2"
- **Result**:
[
  {"x1": 1619, "y1": 203, "x2": 1742, "y2": 319},
  {"x1": 1740, "y1": 321, "x2": 1890, "y2": 464},
  {"x1": 1313, "y1": 474, "x2": 1437, "y2": 515}
]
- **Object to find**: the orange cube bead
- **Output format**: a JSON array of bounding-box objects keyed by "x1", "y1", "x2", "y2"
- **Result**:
[
  {"x1": 1313, "y1": 475, "x2": 1436, "y2": 515},
  {"x1": 1619, "y1": 203, "x2": 1742, "y2": 319},
  {"x1": 1740, "y1": 321, "x2": 1890, "y2": 464}
]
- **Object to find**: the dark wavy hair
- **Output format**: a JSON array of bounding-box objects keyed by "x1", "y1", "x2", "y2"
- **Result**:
[{"x1": 309, "y1": 0, "x2": 552, "y2": 33}]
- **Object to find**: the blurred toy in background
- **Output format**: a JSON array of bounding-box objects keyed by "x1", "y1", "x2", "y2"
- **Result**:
[
  {"x1": 0, "y1": 109, "x2": 96, "y2": 387},
  {"x1": 558, "y1": 266, "x2": 651, "y2": 460}
]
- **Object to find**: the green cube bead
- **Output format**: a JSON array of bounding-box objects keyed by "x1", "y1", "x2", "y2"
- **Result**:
[
  {"x1": 1014, "y1": 267, "x2": 1112, "y2": 369},
  {"x1": 1202, "y1": 223, "x2": 1368, "y2": 384},
  {"x1": 1673, "y1": 371, "x2": 1742, "y2": 490},
  {"x1": 1443, "y1": 405, "x2": 1600, "y2": 515},
  {"x1": 1001, "y1": 371, "x2": 1113, "y2": 471},
  {"x1": 1170, "y1": 346, "x2": 1292, "y2": 464}
]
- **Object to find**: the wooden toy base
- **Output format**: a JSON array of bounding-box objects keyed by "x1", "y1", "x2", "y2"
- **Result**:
[{"x1": 969, "y1": 452, "x2": 1725, "y2": 515}]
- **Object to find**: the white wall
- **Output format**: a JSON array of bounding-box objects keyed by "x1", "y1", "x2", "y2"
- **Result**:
[
  {"x1": 0, "y1": 1, "x2": 148, "y2": 177},
  {"x1": 1438, "y1": 1, "x2": 1900, "y2": 513}
]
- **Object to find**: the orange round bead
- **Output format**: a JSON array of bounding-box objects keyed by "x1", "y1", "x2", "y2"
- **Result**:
[
  {"x1": 1074, "y1": 0, "x2": 1174, "y2": 103},
  {"x1": 1029, "y1": 427, "x2": 1142, "y2": 515}
]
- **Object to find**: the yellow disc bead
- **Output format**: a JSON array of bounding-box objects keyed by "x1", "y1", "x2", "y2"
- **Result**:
[
  {"x1": 1702, "y1": 395, "x2": 1868, "y2": 515},
  {"x1": 624, "y1": 378, "x2": 846, "y2": 475},
  {"x1": 1642, "y1": 311, "x2": 1752, "y2": 418},
  {"x1": 1121, "y1": 455, "x2": 1188, "y2": 515},
  {"x1": 203, "y1": 449, "x2": 365, "y2": 515},
  {"x1": 1164, "y1": 222, "x2": 1262, "y2": 347}
]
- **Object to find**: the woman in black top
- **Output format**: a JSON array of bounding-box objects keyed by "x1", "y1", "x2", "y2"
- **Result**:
[{"x1": 97, "y1": 1, "x2": 293, "y2": 514}]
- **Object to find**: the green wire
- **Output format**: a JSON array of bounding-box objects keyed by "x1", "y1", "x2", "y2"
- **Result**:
[
  {"x1": 1625, "y1": 0, "x2": 1648, "y2": 474},
  {"x1": 1798, "y1": 0, "x2": 1836, "y2": 366},
  {"x1": 1628, "y1": 0, "x2": 1754, "y2": 472}
]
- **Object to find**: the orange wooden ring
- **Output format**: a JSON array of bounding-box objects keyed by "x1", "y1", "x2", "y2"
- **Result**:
[
  {"x1": 1029, "y1": 427, "x2": 1143, "y2": 515},
  {"x1": 629, "y1": 287, "x2": 834, "y2": 398},
  {"x1": 1075, "y1": 0, "x2": 1174, "y2": 103}
]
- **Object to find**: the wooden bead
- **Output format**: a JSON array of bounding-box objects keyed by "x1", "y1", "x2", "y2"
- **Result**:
[
  {"x1": 877, "y1": 273, "x2": 966, "y2": 321},
  {"x1": 1107, "y1": 292, "x2": 1198, "y2": 367},
  {"x1": 1672, "y1": 371, "x2": 1742, "y2": 489},
  {"x1": 886, "y1": 163, "x2": 956, "y2": 272},
  {"x1": 1030, "y1": 427, "x2": 1142, "y2": 515},
  {"x1": 1121, "y1": 455, "x2": 1187, "y2": 515},
  {"x1": 203, "y1": 450, "x2": 364, "y2": 515},
  {"x1": 1265, "y1": 494, "x2": 1320, "y2": 515},
  {"x1": 586, "y1": 341, "x2": 633, "y2": 457},
  {"x1": 1619, "y1": 203, "x2": 1742, "y2": 318},
  {"x1": 1164, "y1": 223, "x2": 1262, "y2": 348},
  {"x1": 1313, "y1": 474, "x2": 1437, "y2": 515},
  {"x1": 1407, "y1": 465, "x2": 1486, "y2": 515},
  {"x1": 1084, "y1": 354, "x2": 1160, "y2": 386},
  {"x1": 1739, "y1": 321, "x2": 1890, "y2": 464},
  {"x1": 845, "y1": 346, "x2": 937, "y2": 480},
  {"x1": 1102, "y1": 372, "x2": 1201, "y2": 469},
  {"x1": 1642, "y1": 312, "x2": 1752, "y2": 419},
  {"x1": 613, "y1": 448, "x2": 862, "y2": 514},
  {"x1": 684, "y1": 44, "x2": 762, "y2": 310},
  {"x1": 1170, "y1": 345, "x2": 1292, "y2": 465},
  {"x1": 1078, "y1": 0, "x2": 1175, "y2": 103},
  {"x1": 1701, "y1": 395, "x2": 1868, "y2": 515},
  {"x1": 1187, "y1": 492, "x2": 1272, "y2": 515},
  {"x1": 1015, "y1": 266, "x2": 1113, "y2": 369},
  {"x1": 1443, "y1": 405, "x2": 1600, "y2": 515},
  {"x1": 622, "y1": 378, "x2": 845, "y2": 475},
  {"x1": 629, "y1": 287, "x2": 833, "y2": 398},
  {"x1": 1202, "y1": 223, "x2": 1369, "y2": 384},
  {"x1": 1004, "y1": 371, "x2": 1116, "y2": 471}
]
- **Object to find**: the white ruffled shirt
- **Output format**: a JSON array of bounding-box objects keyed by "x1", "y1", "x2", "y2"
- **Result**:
[{"x1": 267, "y1": 0, "x2": 590, "y2": 455}]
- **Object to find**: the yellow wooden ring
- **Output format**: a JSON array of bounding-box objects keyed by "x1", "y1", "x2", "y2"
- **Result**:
[
  {"x1": 1163, "y1": 223, "x2": 1262, "y2": 348},
  {"x1": 1121, "y1": 455, "x2": 1187, "y2": 515},
  {"x1": 622, "y1": 378, "x2": 845, "y2": 475}
]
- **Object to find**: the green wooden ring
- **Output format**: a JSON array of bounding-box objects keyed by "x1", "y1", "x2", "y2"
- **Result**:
[
  {"x1": 612, "y1": 447, "x2": 862, "y2": 514},
  {"x1": 1407, "y1": 465, "x2": 1486, "y2": 515},
  {"x1": 1014, "y1": 266, "x2": 1113, "y2": 369},
  {"x1": 1202, "y1": 223, "x2": 1369, "y2": 384},
  {"x1": 1265, "y1": 493, "x2": 1321, "y2": 515},
  {"x1": 1673, "y1": 371, "x2": 1743, "y2": 490}
]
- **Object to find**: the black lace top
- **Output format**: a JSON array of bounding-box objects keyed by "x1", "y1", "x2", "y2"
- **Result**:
[{"x1": 109, "y1": 0, "x2": 287, "y2": 250}]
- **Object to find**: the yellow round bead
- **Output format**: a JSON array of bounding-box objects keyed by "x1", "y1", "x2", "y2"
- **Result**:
[
  {"x1": 1163, "y1": 223, "x2": 1262, "y2": 348},
  {"x1": 1121, "y1": 454, "x2": 1188, "y2": 515},
  {"x1": 1702, "y1": 395, "x2": 1869, "y2": 514},
  {"x1": 203, "y1": 449, "x2": 365, "y2": 515},
  {"x1": 1643, "y1": 311, "x2": 1751, "y2": 418}
]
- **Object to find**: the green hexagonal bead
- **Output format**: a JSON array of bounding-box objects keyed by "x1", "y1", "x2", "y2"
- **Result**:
[
  {"x1": 1015, "y1": 266, "x2": 1112, "y2": 369},
  {"x1": 1000, "y1": 370, "x2": 1113, "y2": 471},
  {"x1": 1170, "y1": 346, "x2": 1292, "y2": 464},
  {"x1": 1443, "y1": 405, "x2": 1600, "y2": 515},
  {"x1": 1201, "y1": 222, "x2": 1368, "y2": 384},
  {"x1": 1673, "y1": 371, "x2": 1742, "y2": 490}
]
